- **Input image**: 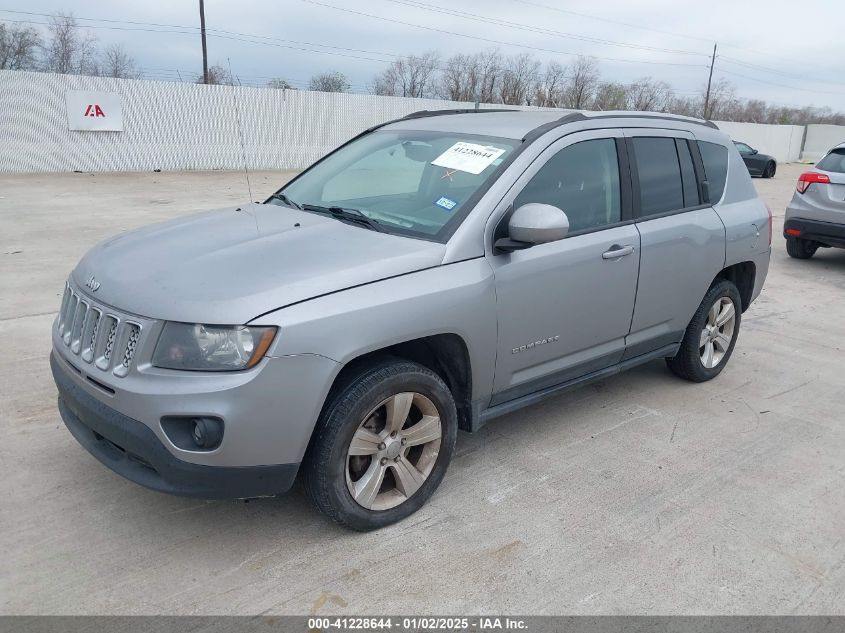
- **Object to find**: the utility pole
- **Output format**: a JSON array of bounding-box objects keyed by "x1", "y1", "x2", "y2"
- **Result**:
[
  {"x1": 703, "y1": 42, "x2": 717, "y2": 120},
  {"x1": 199, "y1": 0, "x2": 209, "y2": 84}
]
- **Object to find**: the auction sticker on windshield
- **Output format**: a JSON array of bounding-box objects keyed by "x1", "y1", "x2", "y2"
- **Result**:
[{"x1": 432, "y1": 142, "x2": 507, "y2": 175}]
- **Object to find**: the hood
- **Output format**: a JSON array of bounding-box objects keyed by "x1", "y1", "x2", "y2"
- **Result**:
[{"x1": 73, "y1": 203, "x2": 446, "y2": 324}]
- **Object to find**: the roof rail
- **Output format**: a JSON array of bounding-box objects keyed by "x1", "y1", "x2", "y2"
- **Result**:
[
  {"x1": 402, "y1": 108, "x2": 518, "y2": 120},
  {"x1": 522, "y1": 110, "x2": 717, "y2": 142},
  {"x1": 584, "y1": 112, "x2": 718, "y2": 129}
]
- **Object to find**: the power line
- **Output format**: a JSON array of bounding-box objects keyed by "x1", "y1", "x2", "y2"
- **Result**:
[
  {"x1": 719, "y1": 56, "x2": 840, "y2": 88},
  {"x1": 716, "y1": 68, "x2": 845, "y2": 97},
  {"x1": 509, "y1": 0, "x2": 718, "y2": 45},
  {"x1": 508, "y1": 0, "x2": 820, "y2": 69},
  {"x1": 383, "y1": 0, "x2": 708, "y2": 57},
  {"x1": 297, "y1": 0, "x2": 708, "y2": 68}
]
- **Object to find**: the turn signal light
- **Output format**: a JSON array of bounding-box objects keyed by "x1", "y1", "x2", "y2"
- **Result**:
[{"x1": 796, "y1": 172, "x2": 830, "y2": 194}]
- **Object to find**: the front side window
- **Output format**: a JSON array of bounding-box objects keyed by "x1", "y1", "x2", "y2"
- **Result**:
[
  {"x1": 276, "y1": 130, "x2": 517, "y2": 240},
  {"x1": 734, "y1": 142, "x2": 753, "y2": 154},
  {"x1": 632, "y1": 137, "x2": 685, "y2": 215},
  {"x1": 514, "y1": 139, "x2": 621, "y2": 234}
]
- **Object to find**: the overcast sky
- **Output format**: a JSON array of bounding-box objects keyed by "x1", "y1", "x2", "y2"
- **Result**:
[{"x1": 2, "y1": 0, "x2": 844, "y2": 110}]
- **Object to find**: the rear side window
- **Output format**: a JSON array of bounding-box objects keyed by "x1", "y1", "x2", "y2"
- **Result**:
[
  {"x1": 697, "y1": 141, "x2": 729, "y2": 203},
  {"x1": 676, "y1": 139, "x2": 700, "y2": 208},
  {"x1": 632, "y1": 137, "x2": 684, "y2": 215},
  {"x1": 817, "y1": 148, "x2": 845, "y2": 173}
]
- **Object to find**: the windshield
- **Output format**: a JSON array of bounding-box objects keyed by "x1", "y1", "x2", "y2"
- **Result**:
[{"x1": 272, "y1": 130, "x2": 518, "y2": 240}]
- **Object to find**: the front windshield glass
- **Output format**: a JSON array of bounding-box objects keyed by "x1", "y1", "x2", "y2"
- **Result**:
[{"x1": 274, "y1": 130, "x2": 518, "y2": 240}]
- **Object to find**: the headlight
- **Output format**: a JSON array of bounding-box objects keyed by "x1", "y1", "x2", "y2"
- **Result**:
[{"x1": 152, "y1": 323, "x2": 277, "y2": 371}]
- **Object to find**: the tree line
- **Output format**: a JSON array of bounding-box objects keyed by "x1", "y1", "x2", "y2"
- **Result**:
[
  {"x1": 2, "y1": 15, "x2": 842, "y2": 126},
  {"x1": 369, "y1": 50, "x2": 845, "y2": 126},
  {"x1": 1, "y1": 14, "x2": 138, "y2": 79}
]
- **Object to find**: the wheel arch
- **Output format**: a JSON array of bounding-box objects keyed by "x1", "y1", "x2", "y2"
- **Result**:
[
  {"x1": 713, "y1": 261, "x2": 756, "y2": 312},
  {"x1": 320, "y1": 333, "x2": 474, "y2": 433}
]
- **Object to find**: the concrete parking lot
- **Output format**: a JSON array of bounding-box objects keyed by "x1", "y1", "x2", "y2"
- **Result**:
[{"x1": 1, "y1": 163, "x2": 844, "y2": 615}]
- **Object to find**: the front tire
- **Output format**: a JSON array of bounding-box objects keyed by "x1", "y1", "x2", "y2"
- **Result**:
[
  {"x1": 786, "y1": 237, "x2": 817, "y2": 259},
  {"x1": 303, "y1": 359, "x2": 457, "y2": 531},
  {"x1": 666, "y1": 280, "x2": 741, "y2": 383}
]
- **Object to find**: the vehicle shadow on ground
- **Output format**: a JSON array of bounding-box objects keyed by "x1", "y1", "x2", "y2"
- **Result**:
[{"x1": 78, "y1": 358, "x2": 680, "y2": 541}]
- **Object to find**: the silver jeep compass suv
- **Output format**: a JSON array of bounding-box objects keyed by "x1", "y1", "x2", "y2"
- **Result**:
[{"x1": 51, "y1": 110, "x2": 771, "y2": 530}]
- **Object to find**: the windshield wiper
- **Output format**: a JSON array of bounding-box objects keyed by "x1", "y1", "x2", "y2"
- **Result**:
[
  {"x1": 267, "y1": 192, "x2": 301, "y2": 209},
  {"x1": 301, "y1": 204, "x2": 387, "y2": 233}
]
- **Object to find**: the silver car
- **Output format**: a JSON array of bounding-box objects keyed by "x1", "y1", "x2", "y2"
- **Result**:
[
  {"x1": 51, "y1": 110, "x2": 771, "y2": 530},
  {"x1": 784, "y1": 142, "x2": 845, "y2": 259}
]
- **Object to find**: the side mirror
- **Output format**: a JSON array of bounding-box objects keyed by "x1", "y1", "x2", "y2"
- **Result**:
[
  {"x1": 495, "y1": 203, "x2": 569, "y2": 253},
  {"x1": 751, "y1": 148, "x2": 758, "y2": 155}
]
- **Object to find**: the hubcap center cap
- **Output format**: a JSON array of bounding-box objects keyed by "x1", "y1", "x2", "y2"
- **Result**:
[{"x1": 384, "y1": 440, "x2": 401, "y2": 460}]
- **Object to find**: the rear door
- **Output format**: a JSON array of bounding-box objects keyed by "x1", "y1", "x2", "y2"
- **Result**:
[{"x1": 623, "y1": 129, "x2": 726, "y2": 359}]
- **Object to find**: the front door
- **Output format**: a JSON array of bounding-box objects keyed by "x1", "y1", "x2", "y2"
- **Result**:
[{"x1": 488, "y1": 131, "x2": 641, "y2": 405}]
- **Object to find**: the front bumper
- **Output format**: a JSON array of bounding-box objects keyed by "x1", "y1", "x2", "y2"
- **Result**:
[
  {"x1": 784, "y1": 217, "x2": 845, "y2": 249},
  {"x1": 52, "y1": 352, "x2": 299, "y2": 499}
]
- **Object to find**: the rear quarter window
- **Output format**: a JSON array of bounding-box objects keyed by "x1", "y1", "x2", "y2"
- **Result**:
[
  {"x1": 817, "y1": 148, "x2": 845, "y2": 173},
  {"x1": 697, "y1": 141, "x2": 729, "y2": 204}
]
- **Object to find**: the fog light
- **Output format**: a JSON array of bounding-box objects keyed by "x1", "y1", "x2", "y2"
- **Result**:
[
  {"x1": 161, "y1": 415, "x2": 224, "y2": 451},
  {"x1": 191, "y1": 418, "x2": 223, "y2": 449}
]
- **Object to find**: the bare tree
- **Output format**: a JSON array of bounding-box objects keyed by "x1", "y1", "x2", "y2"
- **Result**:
[
  {"x1": 309, "y1": 71, "x2": 350, "y2": 93},
  {"x1": 0, "y1": 22, "x2": 41, "y2": 70},
  {"x1": 196, "y1": 63, "x2": 232, "y2": 85},
  {"x1": 741, "y1": 99, "x2": 767, "y2": 123},
  {"x1": 437, "y1": 49, "x2": 503, "y2": 103},
  {"x1": 561, "y1": 56, "x2": 599, "y2": 109},
  {"x1": 99, "y1": 43, "x2": 138, "y2": 79},
  {"x1": 533, "y1": 61, "x2": 567, "y2": 107},
  {"x1": 702, "y1": 77, "x2": 738, "y2": 120},
  {"x1": 499, "y1": 53, "x2": 540, "y2": 105},
  {"x1": 592, "y1": 81, "x2": 627, "y2": 111},
  {"x1": 475, "y1": 49, "x2": 503, "y2": 103},
  {"x1": 667, "y1": 95, "x2": 699, "y2": 118},
  {"x1": 42, "y1": 12, "x2": 98, "y2": 75},
  {"x1": 267, "y1": 78, "x2": 295, "y2": 90},
  {"x1": 372, "y1": 51, "x2": 440, "y2": 98},
  {"x1": 438, "y1": 53, "x2": 478, "y2": 101},
  {"x1": 626, "y1": 77, "x2": 674, "y2": 111}
]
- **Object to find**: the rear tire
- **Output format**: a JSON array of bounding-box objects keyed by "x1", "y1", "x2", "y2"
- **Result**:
[
  {"x1": 666, "y1": 280, "x2": 741, "y2": 383},
  {"x1": 786, "y1": 237, "x2": 817, "y2": 259},
  {"x1": 763, "y1": 161, "x2": 776, "y2": 178},
  {"x1": 303, "y1": 359, "x2": 457, "y2": 531}
]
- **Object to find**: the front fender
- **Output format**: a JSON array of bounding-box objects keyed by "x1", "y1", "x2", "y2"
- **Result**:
[{"x1": 250, "y1": 258, "x2": 498, "y2": 405}]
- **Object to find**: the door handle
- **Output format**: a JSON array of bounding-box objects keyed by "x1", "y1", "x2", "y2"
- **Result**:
[{"x1": 602, "y1": 244, "x2": 635, "y2": 260}]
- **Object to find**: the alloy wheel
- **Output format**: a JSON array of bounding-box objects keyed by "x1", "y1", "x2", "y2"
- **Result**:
[
  {"x1": 699, "y1": 297, "x2": 736, "y2": 369},
  {"x1": 345, "y1": 392, "x2": 442, "y2": 511}
]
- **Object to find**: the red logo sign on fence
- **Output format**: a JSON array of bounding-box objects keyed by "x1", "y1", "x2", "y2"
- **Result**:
[{"x1": 83, "y1": 104, "x2": 106, "y2": 118}]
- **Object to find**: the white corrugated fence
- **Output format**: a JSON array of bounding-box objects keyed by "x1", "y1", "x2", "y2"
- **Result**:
[{"x1": 1, "y1": 70, "x2": 843, "y2": 172}]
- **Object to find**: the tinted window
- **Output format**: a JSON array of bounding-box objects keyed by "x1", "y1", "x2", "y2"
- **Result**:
[
  {"x1": 514, "y1": 139, "x2": 620, "y2": 233},
  {"x1": 633, "y1": 137, "x2": 684, "y2": 215},
  {"x1": 817, "y1": 148, "x2": 845, "y2": 173},
  {"x1": 698, "y1": 141, "x2": 729, "y2": 203},
  {"x1": 734, "y1": 142, "x2": 753, "y2": 154},
  {"x1": 677, "y1": 139, "x2": 700, "y2": 208}
]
